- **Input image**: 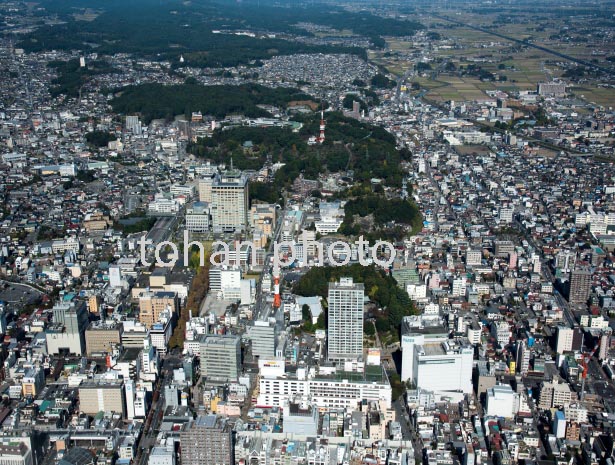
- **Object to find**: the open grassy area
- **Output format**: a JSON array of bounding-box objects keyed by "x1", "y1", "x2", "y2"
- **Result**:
[{"x1": 569, "y1": 86, "x2": 615, "y2": 108}]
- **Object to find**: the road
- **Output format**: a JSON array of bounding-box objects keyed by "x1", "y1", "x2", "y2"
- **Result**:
[
  {"x1": 132, "y1": 353, "x2": 179, "y2": 465},
  {"x1": 512, "y1": 219, "x2": 577, "y2": 327},
  {"x1": 392, "y1": 397, "x2": 423, "y2": 464},
  {"x1": 254, "y1": 201, "x2": 286, "y2": 322}
]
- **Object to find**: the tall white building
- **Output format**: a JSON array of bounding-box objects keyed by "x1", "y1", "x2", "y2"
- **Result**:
[
  {"x1": 499, "y1": 207, "x2": 514, "y2": 224},
  {"x1": 198, "y1": 170, "x2": 216, "y2": 203},
  {"x1": 327, "y1": 278, "x2": 364, "y2": 361},
  {"x1": 126, "y1": 115, "x2": 142, "y2": 135},
  {"x1": 211, "y1": 171, "x2": 249, "y2": 233},
  {"x1": 465, "y1": 249, "x2": 482, "y2": 267},
  {"x1": 401, "y1": 317, "x2": 473, "y2": 394},
  {"x1": 556, "y1": 326, "x2": 583, "y2": 354},
  {"x1": 452, "y1": 277, "x2": 466, "y2": 297},
  {"x1": 185, "y1": 202, "x2": 210, "y2": 233},
  {"x1": 486, "y1": 384, "x2": 519, "y2": 418},
  {"x1": 209, "y1": 267, "x2": 241, "y2": 300}
]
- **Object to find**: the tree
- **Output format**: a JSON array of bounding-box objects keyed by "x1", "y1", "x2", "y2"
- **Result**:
[
  {"x1": 85, "y1": 131, "x2": 116, "y2": 148},
  {"x1": 301, "y1": 304, "x2": 311, "y2": 322},
  {"x1": 371, "y1": 73, "x2": 396, "y2": 89},
  {"x1": 364, "y1": 322, "x2": 376, "y2": 336}
]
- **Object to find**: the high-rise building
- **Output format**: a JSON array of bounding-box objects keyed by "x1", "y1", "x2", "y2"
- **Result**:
[
  {"x1": 569, "y1": 268, "x2": 592, "y2": 304},
  {"x1": 599, "y1": 332, "x2": 610, "y2": 361},
  {"x1": 516, "y1": 341, "x2": 531, "y2": 374},
  {"x1": 180, "y1": 415, "x2": 233, "y2": 465},
  {"x1": 198, "y1": 171, "x2": 216, "y2": 203},
  {"x1": 327, "y1": 277, "x2": 364, "y2": 361},
  {"x1": 125, "y1": 115, "x2": 141, "y2": 135},
  {"x1": 555, "y1": 326, "x2": 583, "y2": 354},
  {"x1": 45, "y1": 300, "x2": 89, "y2": 355},
  {"x1": 211, "y1": 170, "x2": 249, "y2": 233},
  {"x1": 199, "y1": 335, "x2": 241, "y2": 382},
  {"x1": 247, "y1": 319, "x2": 277, "y2": 359}
]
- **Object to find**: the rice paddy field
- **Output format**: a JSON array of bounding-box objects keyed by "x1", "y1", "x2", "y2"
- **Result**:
[{"x1": 371, "y1": 7, "x2": 615, "y2": 108}]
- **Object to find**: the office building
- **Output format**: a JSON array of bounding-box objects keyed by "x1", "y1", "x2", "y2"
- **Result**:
[
  {"x1": 250, "y1": 203, "x2": 276, "y2": 238},
  {"x1": 569, "y1": 268, "x2": 592, "y2": 304},
  {"x1": 185, "y1": 202, "x2": 210, "y2": 233},
  {"x1": 78, "y1": 378, "x2": 126, "y2": 417},
  {"x1": 85, "y1": 320, "x2": 122, "y2": 355},
  {"x1": 553, "y1": 411, "x2": 566, "y2": 438},
  {"x1": 21, "y1": 367, "x2": 44, "y2": 397},
  {"x1": 247, "y1": 320, "x2": 277, "y2": 359},
  {"x1": 164, "y1": 385, "x2": 180, "y2": 409},
  {"x1": 209, "y1": 267, "x2": 241, "y2": 300},
  {"x1": 139, "y1": 291, "x2": 178, "y2": 328},
  {"x1": 538, "y1": 379, "x2": 574, "y2": 409},
  {"x1": 327, "y1": 277, "x2": 364, "y2": 361},
  {"x1": 46, "y1": 300, "x2": 89, "y2": 356},
  {"x1": 150, "y1": 317, "x2": 173, "y2": 355},
  {"x1": 211, "y1": 170, "x2": 249, "y2": 233},
  {"x1": 180, "y1": 415, "x2": 233, "y2": 465},
  {"x1": 199, "y1": 335, "x2": 241, "y2": 382},
  {"x1": 109, "y1": 265, "x2": 122, "y2": 288}
]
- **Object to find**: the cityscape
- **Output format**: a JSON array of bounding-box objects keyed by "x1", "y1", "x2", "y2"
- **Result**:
[{"x1": 0, "y1": 1, "x2": 615, "y2": 465}]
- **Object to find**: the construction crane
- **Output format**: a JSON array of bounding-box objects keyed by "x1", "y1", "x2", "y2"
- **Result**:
[{"x1": 580, "y1": 343, "x2": 600, "y2": 401}]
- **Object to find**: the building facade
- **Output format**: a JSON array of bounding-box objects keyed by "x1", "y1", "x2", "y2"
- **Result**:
[{"x1": 327, "y1": 278, "x2": 364, "y2": 361}]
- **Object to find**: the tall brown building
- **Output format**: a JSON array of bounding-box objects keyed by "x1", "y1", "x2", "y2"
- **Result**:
[
  {"x1": 569, "y1": 268, "x2": 592, "y2": 304},
  {"x1": 180, "y1": 415, "x2": 233, "y2": 465},
  {"x1": 138, "y1": 291, "x2": 178, "y2": 328},
  {"x1": 85, "y1": 321, "x2": 122, "y2": 355}
]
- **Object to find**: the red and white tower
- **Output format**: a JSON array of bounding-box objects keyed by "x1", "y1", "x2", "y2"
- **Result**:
[
  {"x1": 273, "y1": 275, "x2": 281, "y2": 308},
  {"x1": 317, "y1": 110, "x2": 326, "y2": 144}
]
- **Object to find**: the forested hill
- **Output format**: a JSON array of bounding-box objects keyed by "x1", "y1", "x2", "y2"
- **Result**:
[
  {"x1": 109, "y1": 83, "x2": 312, "y2": 124},
  {"x1": 18, "y1": 0, "x2": 422, "y2": 66}
]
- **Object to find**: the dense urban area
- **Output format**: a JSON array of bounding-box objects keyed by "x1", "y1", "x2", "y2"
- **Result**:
[{"x1": 1, "y1": 0, "x2": 615, "y2": 465}]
